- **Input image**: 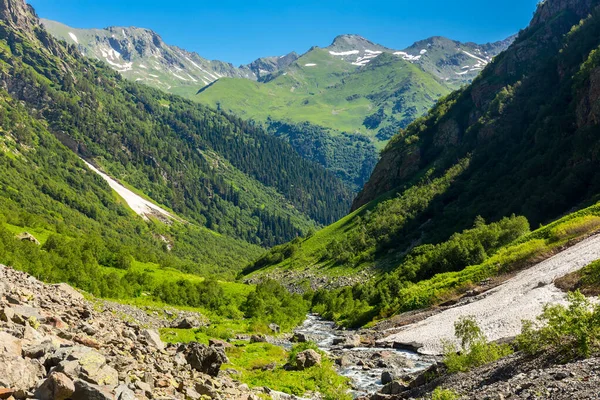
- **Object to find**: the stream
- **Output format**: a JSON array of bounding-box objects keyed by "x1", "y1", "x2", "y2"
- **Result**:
[{"x1": 291, "y1": 315, "x2": 435, "y2": 398}]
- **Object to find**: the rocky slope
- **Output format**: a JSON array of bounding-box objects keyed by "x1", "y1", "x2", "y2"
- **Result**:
[
  {"x1": 0, "y1": 264, "x2": 270, "y2": 400},
  {"x1": 360, "y1": 353, "x2": 600, "y2": 400},
  {"x1": 40, "y1": 20, "x2": 258, "y2": 94}
]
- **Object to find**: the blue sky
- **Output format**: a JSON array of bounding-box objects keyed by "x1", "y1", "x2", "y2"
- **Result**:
[{"x1": 29, "y1": 0, "x2": 540, "y2": 66}]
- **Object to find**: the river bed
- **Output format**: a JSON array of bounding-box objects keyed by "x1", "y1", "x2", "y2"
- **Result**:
[{"x1": 292, "y1": 315, "x2": 435, "y2": 397}]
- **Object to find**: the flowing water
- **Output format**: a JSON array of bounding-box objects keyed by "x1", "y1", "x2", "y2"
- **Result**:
[{"x1": 292, "y1": 315, "x2": 435, "y2": 397}]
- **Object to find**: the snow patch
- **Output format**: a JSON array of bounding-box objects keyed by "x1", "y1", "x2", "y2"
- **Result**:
[
  {"x1": 68, "y1": 32, "x2": 79, "y2": 44},
  {"x1": 393, "y1": 52, "x2": 422, "y2": 62},
  {"x1": 329, "y1": 50, "x2": 360, "y2": 56},
  {"x1": 364, "y1": 50, "x2": 382, "y2": 55},
  {"x1": 139, "y1": 64, "x2": 147, "y2": 69},
  {"x1": 420, "y1": 49, "x2": 428, "y2": 55},
  {"x1": 172, "y1": 72, "x2": 189, "y2": 81},
  {"x1": 82, "y1": 159, "x2": 174, "y2": 221},
  {"x1": 304, "y1": 63, "x2": 317, "y2": 67}
]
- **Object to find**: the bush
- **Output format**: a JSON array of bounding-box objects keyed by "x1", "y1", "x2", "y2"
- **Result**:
[
  {"x1": 516, "y1": 291, "x2": 600, "y2": 361},
  {"x1": 549, "y1": 215, "x2": 600, "y2": 242},
  {"x1": 431, "y1": 387, "x2": 460, "y2": 400},
  {"x1": 443, "y1": 316, "x2": 513, "y2": 373}
]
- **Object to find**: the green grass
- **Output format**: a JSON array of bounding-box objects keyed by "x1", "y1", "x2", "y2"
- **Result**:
[
  {"x1": 161, "y1": 325, "x2": 352, "y2": 399},
  {"x1": 3, "y1": 223, "x2": 53, "y2": 244},
  {"x1": 100, "y1": 260, "x2": 253, "y2": 303},
  {"x1": 195, "y1": 49, "x2": 449, "y2": 148}
]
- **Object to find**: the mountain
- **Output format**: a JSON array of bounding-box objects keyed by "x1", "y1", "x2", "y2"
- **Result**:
[
  {"x1": 244, "y1": 0, "x2": 600, "y2": 297},
  {"x1": 40, "y1": 20, "x2": 513, "y2": 190},
  {"x1": 0, "y1": 0, "x2": 353, "y2": 293},
  {"x1": 195, "y1": 34, "x2": 514, "y2": 189},
  {"x1": 40, "y1": 19, "x2": 301, "y2": 95}
]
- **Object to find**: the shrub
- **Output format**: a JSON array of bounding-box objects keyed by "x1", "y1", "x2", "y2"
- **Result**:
[
  {"x1": 431, "y1": 387, "x2": 460, "y2": 400},
  {"x1": 549, "y1": 215, "x2": 600, "y2": 242},
  {"x1": 443, "y1": 316, "x2": 513, "y2": 373},
  {"x1": 516, "y1": 291, "x2": 600, "y2": 361}
]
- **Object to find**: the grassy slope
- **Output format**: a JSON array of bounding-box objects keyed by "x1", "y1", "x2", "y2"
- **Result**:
[{"x1": 195, "y1": 49, "x2": 450, "y2": 149}]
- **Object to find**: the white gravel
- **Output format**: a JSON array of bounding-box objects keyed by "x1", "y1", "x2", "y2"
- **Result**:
[
  {"x1": 82, "y1": 159, "x2": 174, "y2": 221},
  {"x1": 382, "y1": 234, "x2": 600, "y2": 355}
]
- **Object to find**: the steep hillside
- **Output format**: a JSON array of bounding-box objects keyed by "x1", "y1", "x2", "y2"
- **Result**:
[
  {"x1": 0, "y1": 0, "x2": 353, "y2": 249},
  {"x1": 245, "y1": 0, "x2": 600, "y2": 288}
]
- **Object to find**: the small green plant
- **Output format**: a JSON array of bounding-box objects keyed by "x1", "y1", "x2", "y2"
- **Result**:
[
  {"x1": 516, "y1": 291, "x2": 600, "y2": 361},
  {"x1": 431, "y1": 387, "x2": 460, "y2": 400},
  {"x1": 443, "y1": 316, "x2": 513, "y2": 373}
]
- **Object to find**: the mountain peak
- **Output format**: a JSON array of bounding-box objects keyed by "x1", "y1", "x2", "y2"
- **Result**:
[{"x1": 328, "y1": 34, "x2": 387, "y2": 52}]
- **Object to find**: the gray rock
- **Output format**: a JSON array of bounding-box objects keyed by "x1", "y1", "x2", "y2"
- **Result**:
[
  {"x1": 269, "y1": 323, "x2": 281, "y2": 334},
  {"x1": 381, "y1": 371, "x2": 396, "y2": 385},
  {"x1": 139, "y1": 329, "x2": 164, "y2": 350},
  {"x1": 72, "y1": 379, "x2": 114, "y2": 400},
  {"x1": 185, "y1": 343, "x2": 228, "y2": 377},
  {"x1": 23, "y1": 340, "x2": 58, "y2": 359},
  {"x1": 171, "y1": 316, "x2": 203, "y2": 329},
  {"x1": 11, "y1": 304, "x2": 45, "y2": 323},
  {"x1": 0, "y1": 306, "x2": 15, "y2": 322},
  {"x1": 115, "y1": 384, "x2": 136, "y2": 400},
  {"x1": 381, "y1": 380, "x2": 409, "y2": 395}
]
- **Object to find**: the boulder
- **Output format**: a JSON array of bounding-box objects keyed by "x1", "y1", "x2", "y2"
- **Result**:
[
  {"x1": 71, "y1": 379, "x2": 114, "y2": 400},
  {"x1": 392, "y1": 341, "x2": 422, "y2": 353},
  {"x1": 22, "y1": 340, "x2": 59, "y2": 360},
  {"x1": 170, "y1": 316, "x2": 204, "y2": 329},
  {"x1": 0, "y1": 307, "x2": 14, "y2": 323},
  {"x1": 16, "y1": 232, "x2": 40, "y2": 245},
  {"x1": 208, "y1": 339, "x2": 232, "y2": 348},
  {"x1": 115, "y1": 384, "x2": 136, "y2": 400},
  {"x1": 268, "y1": 323, "x2": 280, "y2": 334},
  {"x1": 381, "y1": 371, "x2": 396, "y2": 385},
  {"x1": 381, "y1": 380, "x2": 409, "y2": 395},
  {"x1": 290, "y1": 333, "x2": 307, "y2": 343},
  {"x1": 51, "y1": 346, "x2": 118, "y2": 388},
  {"x1": 0, "y1": 388, "x2": 15, "y2": 399},
  {"x1": 250, "y1": 334, "x2": 267, "y2": 343},
  {"x1": 53, "y1": 283, "x2": 85, "y2": 301},
  {"x1": 34, "y1": 372, "x2": 76, "y2": 400},
  {"x1": 139, "y1": 329, "x2": 164, "y2": 351},
  {"x1": 185, "y1": 343, "x2": 228, "y2": 377},
  {"x1": 295, "y1": 349, "x2": 321, "y2": 370},
  {"x1": 0, "y1": 354, "x2": 45, "y2": 391},
  {"x1": 0, "y1": 332, "x2": 22, "y2": 356},
  {"x1": 10, "y1": 304, "x2": 45, "y2": 324}
]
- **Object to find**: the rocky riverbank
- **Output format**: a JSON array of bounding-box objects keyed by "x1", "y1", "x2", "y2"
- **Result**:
[
  {"x1": 359, "y1": 352, "x2": 600, "y2": 400},
  {"x1": 0, "y1": 264, "x2": 297, "y2": 400}
]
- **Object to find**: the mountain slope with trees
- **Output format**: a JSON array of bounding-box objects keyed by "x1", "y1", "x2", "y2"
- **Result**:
[
  {"x1": 41, "y1": 20, "x2": 512, "y2": 190},
  {"x1": 245, "y1": 0, "x2": 600, "y2": 292},
  {"x1": 0, "y1": 0, "x2": 353, "y2": 248}
]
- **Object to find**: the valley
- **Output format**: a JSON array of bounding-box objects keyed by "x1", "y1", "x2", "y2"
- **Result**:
[
  {"x1": 41, "y1": 21, "x2": 513, "y2": 190},
  {"x1": 2, "y1": 0, "x2": 600, "y2": 399}
]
